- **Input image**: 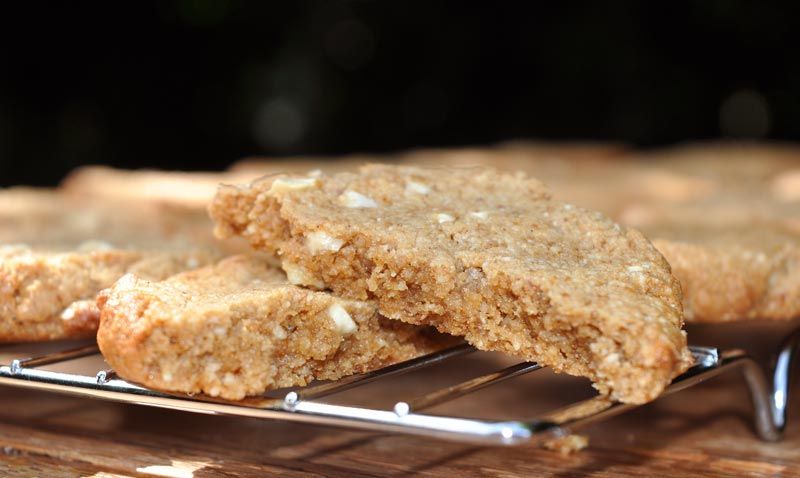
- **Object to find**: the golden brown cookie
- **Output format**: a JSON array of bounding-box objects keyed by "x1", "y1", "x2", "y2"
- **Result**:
[
  {"x1": 613, "y1": 142, "x2": 800, "y2": 322},
  {"x1": 61, "y1": 166, "x2": 258, "y2": 211},
  {"x1": 0, "y1": 188, "x2": 219, "y2": 341},
  {"x1": 633, "y1": 141, "x2": 800, "y2": 192},
  {"x1": 60, "y1": 167, "x2": 260, "y2": 255},
  {"x1": 1, "y1": 244, "x2": 216, "y2": 341},
  {"x1": 458, "y1": 141, "x2": 800, "y2": 323},
  {"x1": 97, "y1": 255, "x2": 451, "y2": 400},
  {"x1": 209, "y1": 165, "x2": 692, "y2": 404},
  {"x1": 621, "y1": 199, "x2": 800, "y2": 322},
  {"x1": 400, "y1": 142, "x2": 714, "y2": 218}
]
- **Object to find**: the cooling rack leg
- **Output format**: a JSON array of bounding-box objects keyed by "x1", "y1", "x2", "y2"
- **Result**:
[
  {"x1": 769, "y1": 326, "x2": 800, "y2": 436},
  {"x1": 738, "y1": 357, "x2": 783, "y2": 442},
  {"x1": 723, "y1": 325, "x2": 800, "y2": 443}
]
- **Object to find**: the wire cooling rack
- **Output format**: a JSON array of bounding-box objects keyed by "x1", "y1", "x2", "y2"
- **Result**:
[{"x1": 0, "y1": 330, "x2": 797, "y2": 446}]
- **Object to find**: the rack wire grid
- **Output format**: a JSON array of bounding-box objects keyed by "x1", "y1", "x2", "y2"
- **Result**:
[{"x1": 0, "y1": 328, "x2": 797, "y2": 446}]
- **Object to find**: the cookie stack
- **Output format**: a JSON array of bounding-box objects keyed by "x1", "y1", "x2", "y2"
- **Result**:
[
  {"x1": 5, "y1": 142, "x2": 796, "y2": 414},
  {"x1": 84, "y1": 163, "x2": 691, "y2": 405},
  {"x1": 205, "y1": 165, "x2": 691, "y2": 404}
]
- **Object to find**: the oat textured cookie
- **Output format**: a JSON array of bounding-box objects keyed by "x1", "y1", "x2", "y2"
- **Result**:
[
  {"x1": 615, "y1": 143, "x2": 800, "y2": 323},
  {"x1": 621, "y1": 199, "x2": 800, "y2": 322},
  {"x1": 395, "y1": 142, "x2": 800, "y2": 323},
  {"x1": 651, "y1": 228, "x2": 800, "y2": 323},
  {"x1": 210, "y1": 165, "x2": 692, "y2": 404},
  {"x1": 1, "y1": 244, "x2": 216, "y2": 341},
  {"x1": 0, "y1": 188, "x2": 218, "y2": 341},
  {"x1": 97, "y1": 255, "x2": 451, "y2": 400}
]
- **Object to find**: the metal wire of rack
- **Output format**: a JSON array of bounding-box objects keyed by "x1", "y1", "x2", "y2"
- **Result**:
[{"x1": 0, "y1": 329, "x2": 797, "y2": 446}]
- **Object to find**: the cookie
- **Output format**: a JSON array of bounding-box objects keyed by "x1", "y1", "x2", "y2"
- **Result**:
[
  {"x1": 96, "y1": 255, "x2": 452, "y2": 400},
  {"x1": 61, "y1": 166, "x2": 258, "y2": 211},
  {"x1": 209, "y1": 165, "x2": 692, "y2": 404},
  {"x1": 60, "y1": 167, "x2": 259, "y2": 255},
  {"x1": 400, "y1": 143, "x2": 716, "y2": 218},
  {"x1": 613, "y1": 142, "x2": 800, "y2": 322},
  {"x1": 0, "y1": 188, "x2": 219, "y2": 341},
  {"x1": 633, "y1": 141, "x2": 800, "y2": 192},
  {"x1": 434, "y1": 141, "x2": 800, "y2": 323},
  {"x1": 621, "y1": 199, "x2": 800, "y2": 322},
  {"x1": 1, "y1": 187, "x2": 211, "y2": 247},
  {"x1": 1, "y1": 244, "x2": 216, "y2": 341}
]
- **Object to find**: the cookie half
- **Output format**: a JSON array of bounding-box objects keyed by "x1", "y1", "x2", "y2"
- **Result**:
[
  {"x1": 96, "y1": 255, "x2": 452, "y2": 400},
  {"x1": 210, "y1": 165, "x2": 692, "y2": 404}
]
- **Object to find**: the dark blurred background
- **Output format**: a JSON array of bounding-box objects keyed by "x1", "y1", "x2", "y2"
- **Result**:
[{"x1": 1, "y1": 1, "x2": 799, "y2": 186}]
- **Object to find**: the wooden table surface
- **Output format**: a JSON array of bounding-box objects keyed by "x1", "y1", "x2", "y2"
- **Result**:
[{"x1": 1, "y1": 321, "x2": 799, "y2": 478}]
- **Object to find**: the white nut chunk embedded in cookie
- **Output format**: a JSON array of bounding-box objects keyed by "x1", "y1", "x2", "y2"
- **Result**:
[
  {"x1": 272, "y1": 324, "x2": 288, "y2": 339},
  {"x1": 339, "y1": 190, "x2": 378, "y2": 208},
  {"x1": 328, "y1": 303, "x2": 358, "y2": 335},
  {"x1": 77, "y1": 240, "x2": 115, "y2": 251},
  {"x1": 405, "y1": 181, "x2": 431, "y2": 195},
  {"x1": 435, "y1": 213, "x2": 454, "y2": 223},
  {"x1": 469, "y1": 211, "x2": 489, "y2": 219},
  {"x1": 283, "y1": 261, "x2": 325, "y2": 288},
  {"x1": 268, "y1": 176, "x2": 319, "y2": 194},
  {"x1": 305, "y1": 231, "x2": 344, "y2": 254}
]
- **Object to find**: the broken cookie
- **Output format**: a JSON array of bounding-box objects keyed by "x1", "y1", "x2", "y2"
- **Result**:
[
  {"x1": 96, "y1": 255, "x2": 451, "y2": 399},
  {"x1": 210, "y1": 165, "x2": 692, "y2": 404}
]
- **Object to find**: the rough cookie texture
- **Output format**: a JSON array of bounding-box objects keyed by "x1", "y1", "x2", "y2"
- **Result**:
[
  {"x1": 621, "y1": 199, "x2": 800, "y2": 322},
  {"x1": 97, "y1": 255, "x2": 451, "y2": 400},
  {"x1": 210, "y1": 165, "x2": 692, "y2": 404},
  {"x1": 614, "y1": 142, "x2": 800, "y2": 322},
  {"x1": 409, "y1": 142, "x2": 800, "y2": 323},
  {"x1": 0, "y1": 188, "x2": 219, "y2": 341},
  {"x1": 0, "y1": 245, "x2": 216, "y2": 341}
]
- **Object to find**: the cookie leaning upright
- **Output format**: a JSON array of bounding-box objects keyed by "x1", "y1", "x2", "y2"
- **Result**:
[{"x1": 210, "y1": 164, "x2": 693, "y2": 404}]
